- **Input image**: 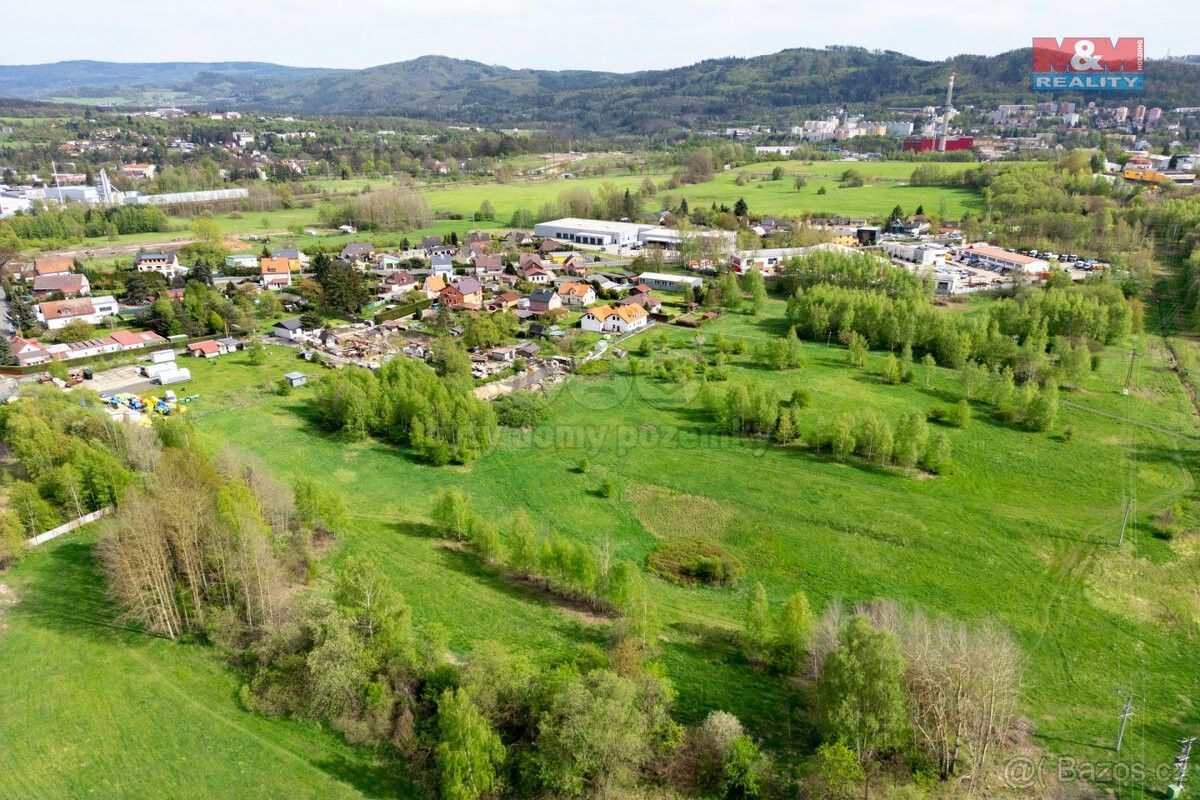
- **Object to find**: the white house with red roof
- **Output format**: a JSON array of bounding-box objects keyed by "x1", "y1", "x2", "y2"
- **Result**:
[{"x1": 35, "y1": 295, "x2": 119, "y2": 330}]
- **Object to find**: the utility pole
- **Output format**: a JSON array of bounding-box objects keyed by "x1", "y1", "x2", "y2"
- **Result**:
[
  {"x1": 1168, "y1": 736, "x2": 1195, "y2": 799},
  {"x1": 1118, "y1": 499, "x2": 1132, "y2": 547},
  {"x1": 1115, "y1": 694, "x2": 1134, "y2": 752},
  {"x1": 1122, "y1": 349, "x2": 1137, "y2": 395}
]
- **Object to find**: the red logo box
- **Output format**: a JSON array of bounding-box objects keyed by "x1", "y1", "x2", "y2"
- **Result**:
[{"x1": 1032, "y1": 37, "x2": 1144, "y2": 73}]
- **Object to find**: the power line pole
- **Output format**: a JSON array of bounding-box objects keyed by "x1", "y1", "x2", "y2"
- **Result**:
[
  {"x1": 1169, "y1": 736, "x2": 1195, "y2": 799},
  {"x1": 1122, "y1": 349, "x2": 1137, "y2": 395},
  {"x1": 1115, "y1": 694, "x2": 1134, "y2": 752},
  {"x1": 1118, "y1": 499, "x2": 1132, "y2": 547}
]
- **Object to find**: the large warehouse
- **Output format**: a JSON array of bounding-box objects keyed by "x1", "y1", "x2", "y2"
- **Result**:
[
  {"x1": 962, "y1": 245, "x2": 1049, "y2": 274},
  {"x1": 533, "y1": 218, "x2": 650, "y2": 247}
]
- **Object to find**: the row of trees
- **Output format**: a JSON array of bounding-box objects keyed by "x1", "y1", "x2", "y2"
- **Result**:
[
  {"x1": 0, "y1": 203, "x2": 170, "y2": 246},
  {"x1": 318, "y1": 187, "x2": 433, "y2": 232},
  {"x1": 310, "y1": 353, "x2": 497, "y2": 465},
  {"x1": 808, "y1": 409, "x2": 953, "y2": 473},
  {"x1": 431, "y1": 489, "x2": 658, "y2": 644},
  {"x1": 701, "y1": 378, "x2": 953, "y2": 474}
]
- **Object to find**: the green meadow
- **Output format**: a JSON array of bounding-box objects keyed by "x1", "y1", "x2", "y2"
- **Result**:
[{"x1": 4, "y1": 289, "x2": 1197, "y2": 796}]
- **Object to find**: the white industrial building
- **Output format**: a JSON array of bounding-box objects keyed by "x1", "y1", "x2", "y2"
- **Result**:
[
  {"x1": 534, "y1": 218, "x2": 649, "y2": 247},
  {"x1": 882, "y1": 242, "x2": 948, "y2": 267},
  {"x1": 534, "y1": 218, "x2": 740, "y2": 255},
  {"x1": 0, "y1": 195, "x2": 32, "y2": 218},
  {"x1": 962, "y1": 245, "x2": 1049, "y2": 274},
  {"x1": 638, "y1": 227, "x2": 736, "y2": 250},
  {"x1": 731, "y1": 243, "x2": 859, "y2": 275}
]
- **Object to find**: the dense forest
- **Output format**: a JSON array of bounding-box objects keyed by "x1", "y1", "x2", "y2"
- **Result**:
[{"x1": 3, "y1": 48, "x2": 1198, "y2": 132}]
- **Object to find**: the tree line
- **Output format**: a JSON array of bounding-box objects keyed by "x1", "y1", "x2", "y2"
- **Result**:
[
  {"x1": 0, "y1": 203, "x2": 170, "y2": 247},
  {"x1": 782, "y1": 251, "x2": 1137, "y2": 371},
  {"x1": 0, "y1": 386, "x2": 143, "y2": 566}
]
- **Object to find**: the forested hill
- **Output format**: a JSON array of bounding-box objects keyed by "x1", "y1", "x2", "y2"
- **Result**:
[{"x1": 3, "y1": 48, "x2": 1198, "y2": 132}]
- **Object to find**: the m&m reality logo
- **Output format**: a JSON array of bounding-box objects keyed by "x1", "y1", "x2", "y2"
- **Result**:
[{"x1": 1031, "y1": 37, "x2": 1144, "y2": 91}]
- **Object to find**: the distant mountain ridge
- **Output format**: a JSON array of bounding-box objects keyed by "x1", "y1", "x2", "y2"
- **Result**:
[
  {"x1": 2, "y1": 49, "x2": 1197, "y2": 132},
  {"x1": 0, "y1": 60, "x2": 338, "y2": 99}
]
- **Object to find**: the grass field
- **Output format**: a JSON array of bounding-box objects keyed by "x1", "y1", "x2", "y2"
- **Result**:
[
  {"x1": 4, "y1": 299, "x2": 1200, "y2": 795},
  {"x1": 53, "y1": 159, "x2": 1009, "y2": 261},
  {"x1": 0, "y1": 531, "x2": 405, "y2": 800}
]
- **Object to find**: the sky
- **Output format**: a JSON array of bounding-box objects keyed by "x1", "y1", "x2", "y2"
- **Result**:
[{"x1": 2, "y1": 0, "x2": 1188, "y2": 71}]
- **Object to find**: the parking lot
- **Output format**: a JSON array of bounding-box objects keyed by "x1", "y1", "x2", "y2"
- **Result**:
[{"x1": 82, "y1": 364, "x2": 154, "y2": 396}]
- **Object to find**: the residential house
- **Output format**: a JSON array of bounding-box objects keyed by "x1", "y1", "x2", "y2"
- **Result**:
[
  {"x1": 33, "y1": 255, "x2": 74, "y2": 277},
  {"x1": 109, "y1": 330, "x2": 166, "y2": 350},
  {"x1": 379, "y1": 270, "x2": 417, "y2": 299},
  {"x1": 271, "y1": 247, "x2": 307, "y2": 270},
  {"x1": 120, "y1": 163, "x2": 157, "y2": 180},
  {"x1": 471, "y1": 253, "x2": 504, "y2": 278},
  {"x1": 272, "y1": 318, "x2": 306, "y2": 341},
  {"x1": 32, "y1": 272, "x2": 90, "y2": 298},
  {"x1": 490, "y1": 290, "x2": 520, "y2": 310},
  {"x1": 35, "y1": 295, "x2": 118, "y2": 330},
  {"x1": 419, "y1": 235, "x2": 445, "y2": 251},
  {"x1": 556, "y1": 281, "x2": 596, "y2": 307},
  {"x1": 423, "y1": 274, "x2": 448, "y2": 299},
  {"x1": 377, "y1": 253, "x2": 403, "y2": 269},
  {"x1": 225, "y1": 253, "x2": 260, "y2": 271},
  {"x1": 8, "y1": 335, "x2": 51, "y2": 366},
  {"x1": 501, "y1": 230, "x2": 532, "y2": 246},
  {"x1": 580, "y1": 304, "x2": 649, "y2": 334},
  {"x1": 340, "y1": 242, "x2": 374, "y2": 263},
  {"x1": 260, "y1": 256, "x2": 293, "y2": 289},
  {"x1": 443, "y1": 277, "x2": 483, "y2": 310},
  {"x1": 616, "y1": 292, "x2": 663, "y2": 313},
  {"x1": 517, "y1": 252, "x2": 544, "y2": 269},
  {"x1": 527, "y1": 288, "x2": 563, "y2": 315},
  {"x1": 135, "y1": 252, "x2": 186, "y2": 278},
  {"x1": 466, "y1": 231, "x2": 492, "y2": 245},
  {"x1": 186, "y1": 340, "x2": 222, "y2": 358},
  {"x1": 438, "y1": 284, "x2": 465, "y2": 308},
  {"x1": 431, "y1": 252, "x2": 454, "y2": 276},
  {"x1": 539, "y1": 238, "x2": 566, "y2": 253},
  {"x1": 523, "y1": 264, "x2": 553, "y2": 284}
]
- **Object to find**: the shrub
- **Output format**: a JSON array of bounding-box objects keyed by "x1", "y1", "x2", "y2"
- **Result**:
[
  {"x1": 575, "y1": 359, "x2": 612, "y2": 376},
  {"x1": 791, "y1": 387, "x2": 811, "y2": 408},
  {"x1": 648, "y1": 540, "x2": 744, "y2": 586},
  {"x1": 928, "y1": 399, "x2": 970, "y2": 428},
  {"x1": 599, "y1": 477, "x2": 618, "y2": 498},
  {"x1": 493, "y1": 392, "x2": 549, "y2": 428}
]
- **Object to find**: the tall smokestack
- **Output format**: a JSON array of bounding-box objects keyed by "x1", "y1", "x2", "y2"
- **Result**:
[{"x1": 940, "y1": 72, "x2": 955, "y2": 152}]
